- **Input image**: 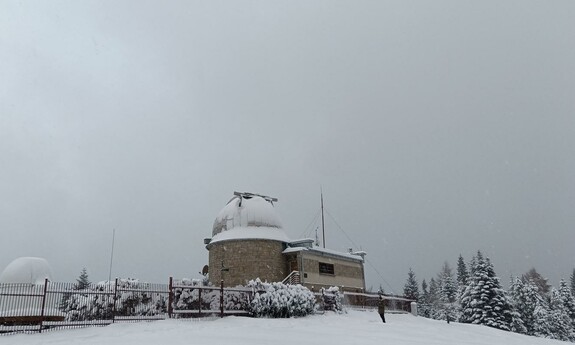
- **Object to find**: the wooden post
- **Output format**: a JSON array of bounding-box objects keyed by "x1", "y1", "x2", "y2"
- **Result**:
[
  {"x1": 38, "y1": 278, "x2": 48, "y2": 333},
  {"x1": 220, "y1": 280, "x2": 224, "y2": 318},
  {"x1": 112, "y1": 278, "x2": 118, "y2": 323},
  {"x1": 168, "y1": 277, "x2": 173, "y2": 318}
]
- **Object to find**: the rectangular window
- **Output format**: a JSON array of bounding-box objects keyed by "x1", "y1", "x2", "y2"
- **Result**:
[{"x1": 319, "y1": 262, "x2": 335, "y2": 275}]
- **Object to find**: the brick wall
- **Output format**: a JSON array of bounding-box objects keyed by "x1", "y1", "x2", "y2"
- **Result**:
[{"x1": 208, "y1": 239, "x2": 287, "y2": 287}]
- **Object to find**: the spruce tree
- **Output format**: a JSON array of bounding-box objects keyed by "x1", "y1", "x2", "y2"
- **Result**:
[
  {"x1": 428, "y1": 277, "x2": 440, "y2": 319},
  {"x1": 403, "y1": 268, "x2": 419, "y2": 301},
  {"x1": 508, "y1": 277, "x2": 538, "y2": 334},
  {"x1": 547, "y1": 287, "x2": 575, "y2": 341},
  {"x1": 459, "y1": 251, "x2": 512, "y2": 330},
  {"x1": 456, "y1": 254, "x2": 469, "y2": 287},
  {"x1": 558, "y1": 280, "x2": 575, "y2": 331},
  {"x1": 522, "y1": 268, "x2": 551, "y2": 297},
  {"x1": 75, "y1": 268, "x2": 91, "y2": 290},
  {"x1": 571, "y1": 268, "x2": 575, "y2": 296},
  {"x1": 438, "y1": 262, "x2": 457, "y2": 322},
  {"x1": 419, "y1": 279, "x2": 430, "y2": 317}
]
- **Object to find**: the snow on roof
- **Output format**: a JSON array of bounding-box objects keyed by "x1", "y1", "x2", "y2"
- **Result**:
[
  {"x1": 209, "y1": 226, "x2": 291, "y2": 245},
  {"x1": 0, "y1": 257, "x2": 54, "y2": 284},
  {"x1": 212, "y1": 194, "x2": 283, "y2": 237},
  {"x1": 282, "y1": 246, "x2": 365, "y2": 262}
]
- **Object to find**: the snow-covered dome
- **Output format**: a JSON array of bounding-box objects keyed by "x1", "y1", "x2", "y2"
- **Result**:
[
  {"x1": 0, "y1": 257, "x2": 54, "y2": 284},
  {"x1": 211, "y1": 192, "x2": 288, "y2": 242}
]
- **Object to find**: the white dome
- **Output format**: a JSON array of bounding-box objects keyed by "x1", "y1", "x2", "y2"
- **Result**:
[
  {"x1": 0, "y1": 257, "x2": 54, "y2": 284},
  {"x1": 212, "y1": 193, "x2": 284, "y2": 237}
]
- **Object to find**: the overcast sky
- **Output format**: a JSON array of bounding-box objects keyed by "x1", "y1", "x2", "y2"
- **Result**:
[{"x1": 1, "y1": 1, "x2": 574, "y2": 293}]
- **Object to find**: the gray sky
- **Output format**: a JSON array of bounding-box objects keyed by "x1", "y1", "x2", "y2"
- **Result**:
[{"x1": 1, "y1": 0, "x2": 574, "y2": 293}]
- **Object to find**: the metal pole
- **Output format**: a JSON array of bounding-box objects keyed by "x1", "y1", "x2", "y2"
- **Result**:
[
  {"x1": 112, "y1": 278, "x2": 118, "y2": 323},
  {"x1": 38, "y1": 278, "x2": 48, "y2": 333},
  {"x1": 220, "y1": 280, "x2": 224, "y2": 318},
  {"x1": 108, "y1": 229, "x2": 115, "y2": 282},
  {"x1": 168, "y1": 277, "x2": 173, "y2": 318},
  {"x1": 198, "y1": 287, "x2": 202, "y2": 316},
  {"x1": 321, "y1": 189, "x2": 326, "y2": 249}
]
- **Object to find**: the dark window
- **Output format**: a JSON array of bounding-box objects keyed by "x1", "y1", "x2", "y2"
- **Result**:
[{"x1": 319, "y1": 262, "x2": 334, "y2": 275}]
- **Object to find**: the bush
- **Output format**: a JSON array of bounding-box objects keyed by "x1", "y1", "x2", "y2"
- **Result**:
[{"x1": 246, "y1": 279, "x2": 316, "y2": 318}]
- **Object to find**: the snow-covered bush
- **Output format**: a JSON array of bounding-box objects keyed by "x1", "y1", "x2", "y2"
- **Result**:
[
  {"x1": 320, "y1": 286, "x2": 343, "y2": 312},
  {"x1": 172, "y1": 279, "x2": 250, "y2": 316},
  {"x1": 62, "y1": 279, "x2": 166, "y2": 321},
  {"x1": 247, "y1": 279, "x2": 316, "y2": 318}
]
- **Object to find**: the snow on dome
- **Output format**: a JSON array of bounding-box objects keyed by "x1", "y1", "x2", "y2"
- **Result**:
[
  {"x1": 212, "y1": 192, "x2": 284, "y2": 238},
  {"x1": 0, "y1": 257, "x2": 54, "y2": 284}
]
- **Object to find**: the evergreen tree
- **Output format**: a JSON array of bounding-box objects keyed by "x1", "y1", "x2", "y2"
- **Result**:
[
  {"x1": 403, "y1": 268, "x2": 419, "y2": 301},
  {"x1": 456, "y1": 254, "x2": 469, "y2": 287},
  {"x1": 508, "y1": 277, "x2": 539, "y2": 335},
  {"x1": 522, "y1": 268, "x2": 551, "y2": 297},
  {"x1": 571, "y1": 268, "x2": 575, "y2": 296},
  {"x1": 438, "y1": 262, "x2": 457, "y2": 322},
  {"x1": 76, "y1": 268, "x2": 91, "y2": 290},
  {"x1": 558, "y1": 279, "x2": 575, "y2": 330},
  {"x1": 439, "y1": 262, "x2": 457, "y2": 303},
  {"x1": 428, "y1": 277, "x2": 440, "y2": 319},
  {"x1": 459, "y1": 251, "x2": 512, "y2": 330},
  {"x1": 547, "y1": 287, "x2": 575, "y2": 341},
  {"x1": 420, "y1": 280, "x2": 429, "y2": 303},
  {"x1": 419, "y1": 279, "x2": 430, "y2": 318}
]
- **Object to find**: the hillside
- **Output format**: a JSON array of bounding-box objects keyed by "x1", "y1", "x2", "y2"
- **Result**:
[{"x1": 6, "y1": 309, "x2": 569, "y2": 345}]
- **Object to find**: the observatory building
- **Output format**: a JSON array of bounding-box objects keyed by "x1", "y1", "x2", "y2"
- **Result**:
[{"x1": 204, "y1": 192, "x2": 367, "y2": 292}]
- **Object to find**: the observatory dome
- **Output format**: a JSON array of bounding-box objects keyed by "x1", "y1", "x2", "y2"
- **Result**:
[
  {"x1": 0, "y1": 257, "x2": 54, "y2": 284},
  {"x1": 211, "y1": 192, "x2": 289, "y2": 242}
]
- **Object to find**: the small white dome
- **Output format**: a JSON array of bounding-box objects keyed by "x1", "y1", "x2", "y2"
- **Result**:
[
  {"x1": 0, "y1": 257, "x2": 54, "y2": 284},
  {"x1": 212, "y1": 193, "x2": 284, "y2": 237}
]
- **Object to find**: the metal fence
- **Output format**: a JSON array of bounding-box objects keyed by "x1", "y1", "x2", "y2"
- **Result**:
[
  {"x1": 0, "y1": 278, "x2": 258, "y2": 335},
  {"x1": 1, "y1": 278, "x2": 412, "y2": 335}
]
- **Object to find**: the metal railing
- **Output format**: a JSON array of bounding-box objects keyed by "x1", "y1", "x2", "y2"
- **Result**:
[{"x1": 0, "y1": 277, "x2": 259, "y2": 335}]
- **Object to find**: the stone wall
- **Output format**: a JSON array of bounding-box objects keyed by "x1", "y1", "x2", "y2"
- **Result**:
[{"x1": 208, "y1": 239, "x2": 287, "y2": 287}]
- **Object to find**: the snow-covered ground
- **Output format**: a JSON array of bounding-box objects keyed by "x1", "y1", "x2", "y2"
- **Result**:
[{"x1": 5, "y1": 309, "x2": 568, "y2": 345}]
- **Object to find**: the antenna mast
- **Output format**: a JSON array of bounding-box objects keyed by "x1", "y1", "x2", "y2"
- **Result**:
[
  {"x1": 321, "y1": 188, "x2": 326, "y2": 249},
  {"x1": 108, "y1": 229, "x2": 115, "y2": 282}
]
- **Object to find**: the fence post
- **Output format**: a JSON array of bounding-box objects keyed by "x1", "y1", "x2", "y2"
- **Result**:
[
  {"x1": 112, "y1": 278, "x2": 118, "y2": 323},
  {"x1": 38, "y1": 278, "x2": 48, "y2": 333},
  {"x1": 220, "y1": 280, "x2": 224, "y2": 318},
  {"x1": 198, "y1": 287, "x2": 202, "y2": 316},
  {"x1": 168, "y1": 277, "x2": 173, "y2": 319}
]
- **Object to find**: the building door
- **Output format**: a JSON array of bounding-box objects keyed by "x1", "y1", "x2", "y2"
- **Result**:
[{"x1": 290, "y1": 260, "x2": 298, "y2": 272}]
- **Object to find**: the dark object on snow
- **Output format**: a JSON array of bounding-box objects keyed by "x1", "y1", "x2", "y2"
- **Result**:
[{"x1": 378, "y1": 297, "x2": 386, "y2": 323}]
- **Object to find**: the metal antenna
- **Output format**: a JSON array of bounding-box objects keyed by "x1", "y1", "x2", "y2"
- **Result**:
[
  {"x1": 321, "y1": 187, "x2": 326, "y2": 249},
  {"x1": 108, "y1": 229, "x2": 115, "y2": 282}
]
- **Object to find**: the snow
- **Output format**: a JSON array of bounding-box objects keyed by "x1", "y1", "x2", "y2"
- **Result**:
[
  {"x1": 212, "y1": 195, "x2": 283, "y2": 236},
  {"x1": 0, "y1": 257, "x2": 53, "y2": 284},
  {"x1": 4, "y1": 310, "x2": 568, "y2": 345},
  {"x1": 209, "y1": 226, "x2": 291, "y2": 244},
  {"x1": 282, "y1": 246, "x2": 365, "y2": 262}
]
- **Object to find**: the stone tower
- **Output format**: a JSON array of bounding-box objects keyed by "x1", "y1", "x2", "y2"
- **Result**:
[{"x1": 205, "y1": 192, "x2": 290, "y2": 287}]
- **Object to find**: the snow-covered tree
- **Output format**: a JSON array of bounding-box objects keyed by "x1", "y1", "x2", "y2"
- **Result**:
[
  {"x1": 546, "y1": 287, "x2": 575, "y2": 341},
  {"x1": 508, "y1": 277, "x2": 538, "y2": 334},
  {"x1": 403, "y1": 268, "x2": 419, "y2": 301},
  {"x1": 418, "y1": 279, "x2": 431, "y2": 318},
  {"x1": 436, "y1": 262, "x2": 457, "y2": 322},
  {"x1": 571, "y1": 269, "x2": 575, "y2": 296},
  {"x1": 459, "y1": 251, "x2": 512, "y2": 331},
  {"x1": 558, "y1": 280, "x2": 575, "y2": 332}
]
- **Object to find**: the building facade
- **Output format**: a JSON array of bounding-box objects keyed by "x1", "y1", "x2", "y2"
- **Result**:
[{"x1": 205, "y1": 192, "x2": 366, "y2": 292}]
